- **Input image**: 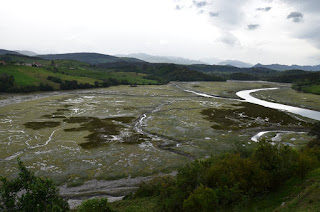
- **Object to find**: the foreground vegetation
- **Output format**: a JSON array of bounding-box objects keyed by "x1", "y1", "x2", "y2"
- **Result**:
[
  {"x1": 108, "y1": 123, "x2": 320, "y2": 212},
  {"x1": 1, "y1": 133, "x2": 319, "y2": 212},
  {"x1": 0, "y1": 159, "x2": 69, "y2": 211}
]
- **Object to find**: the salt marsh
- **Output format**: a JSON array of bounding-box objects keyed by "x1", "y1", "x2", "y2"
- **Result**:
[{"x1": 0, "y1": 81, "x2": 317, "y2": 200}]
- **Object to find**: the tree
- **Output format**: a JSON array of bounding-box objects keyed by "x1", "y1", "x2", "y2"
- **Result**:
[
  {"x1": 309, "y1": 122, "x2": 320, "y2": 139},
  {"x1": 94, "y1": 81, "x2": 99, "y2": 87},
  {"x1": 0, "y1": 159, "x2": 69, "y2": 212},
  {"x1": 0, "y1": 74, "x2": 15, "y2": 92},
  {"x1": 77, "y1": 198, "x2": 114, "y2": 212}
]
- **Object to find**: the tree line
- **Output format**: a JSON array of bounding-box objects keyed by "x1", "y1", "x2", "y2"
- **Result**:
[{"x1": 0, "y1": 73, "x2": 133, "y2": 93}]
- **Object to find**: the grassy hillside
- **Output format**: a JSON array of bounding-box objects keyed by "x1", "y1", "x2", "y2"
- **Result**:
[
  {"x1": 37, "y1": 52, "x2": 144, "y2": 64},
  {"x1": 0, "y1": 53, "x2": 226, "y2": 93},
  {"x1": 0, "y1": 65, "x2": 99, "y2": 90}
]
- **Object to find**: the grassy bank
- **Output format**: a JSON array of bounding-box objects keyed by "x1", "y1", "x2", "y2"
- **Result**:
[{"x1": 302, "y1": 84, "x2": 320, "y2": 95}]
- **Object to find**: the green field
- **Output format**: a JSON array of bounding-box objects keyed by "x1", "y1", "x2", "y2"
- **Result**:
[
  {"x1": 0, "y1": 64, "x2": 158, "y2": 91},
  {"x1": 302, "y1": 84, "x2": 320, "y2": 95},
  {"x1": 0, "y1": 65, "x2": 99, "y2": 89}
]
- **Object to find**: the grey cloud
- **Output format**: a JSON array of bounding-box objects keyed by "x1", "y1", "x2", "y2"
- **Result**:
[
  {"x1": 175, "y1": 5, "x2": 182, "y2": 10},
  {"x1": 298, "y1": 26, "x2": 320, "y2": 48},
  {"x1": 256, "y1": 7, "x2": 272, "y2": 12},
  {"x1": 247, "y1": 24, "x2": 260, "y2": 30},
  {"x1": 220, "y1": 32, "x2": 239, "y2": 46},
  {"x1": 281, "y1": 0, "x2": 320, "y2": 13},
  {"x1": 287, "y1": 11, "x2": 303, "y2": 23},
  {"x1": 207, "y1": 0, "x2": 248, "y2": 29},
  {"x1": 209, "y1": 12, "x2": 219, "y2": 17},
  {"x1": 193, "y1": 1, "x2": 207, "y2": 8}
]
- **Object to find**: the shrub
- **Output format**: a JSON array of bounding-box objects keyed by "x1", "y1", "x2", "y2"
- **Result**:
[
  {"x1": 0, "y1": 74, "x2": 15, "y2": 92},
  {"x1": 204, "y1": 154, "x2": 269, "y2": 206},
  {"x1": 47, "y1": 76, "x2": 62, "y2": 84},
  {"x1": 131, "y1": 177, "x2": 175, "y2": 199},
  {"x1": 0, "y1": 159, "x2": 69, "y2": 212},
  {"x1": 253, "y1": 141, "x2": 299, "y2": 190},
  {"x1": 183, "y1": 185, "x2": 218, "y2": 212}
]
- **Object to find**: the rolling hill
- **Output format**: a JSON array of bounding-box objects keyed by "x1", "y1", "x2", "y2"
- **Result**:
[
  {"x1": 254, "y1": 63, "x2": 320, "y2": 71},
  {"x1": 37, "y1": 52, "x2": 144, "y2": 64},
  {"x1": 218, "y1": 60, "x2": 253, "y2": 68},
  {"x1": 0, "y1": 49, "x2": 21, "y2": 55},
  {"x1": 117, "y1": 53, "x2": 205, "y2": 65}
]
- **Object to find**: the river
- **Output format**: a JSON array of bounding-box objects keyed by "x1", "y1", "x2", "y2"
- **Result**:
[{"x1": 236, "y1": 88, "x2": 320, "y2": 121}]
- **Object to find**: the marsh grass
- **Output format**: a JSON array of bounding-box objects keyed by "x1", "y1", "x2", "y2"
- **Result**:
[
  {"x1": 201, "y1": 102, "x2": 309, "y2": 130},
  {"x1": 63, "y1": 116, "x2": 138, "y2": 149},
  {"x1": 24, "y1": 121, "x2": 61, "y2": 130},
  {"x1": 1, "y1": 81, "x2": 317, "y2": 190}
]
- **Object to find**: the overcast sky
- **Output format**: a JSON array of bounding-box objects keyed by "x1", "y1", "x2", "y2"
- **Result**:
[{"x1": 1, "y1": 0, "x2": 320, "y2": 65}]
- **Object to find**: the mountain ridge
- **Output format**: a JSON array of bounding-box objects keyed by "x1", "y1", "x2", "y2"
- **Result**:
[
  {"x1": 37, "y1": 52, "x2": 145, "y2": 64},
  {"x1": 255, "y1": 63, "x2": 320, "y2": 71},
  {"x1": 116, "y1": 53, "x2": 205, "y2": 65}
]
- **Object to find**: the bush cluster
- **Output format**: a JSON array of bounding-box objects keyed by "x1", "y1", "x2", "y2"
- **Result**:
[
  {"x1": 129, "y1": 139, "x2": 320, "y2": 211},
  {"x1": 0, "y1": 159, "x2": 69, "y2": 212}
]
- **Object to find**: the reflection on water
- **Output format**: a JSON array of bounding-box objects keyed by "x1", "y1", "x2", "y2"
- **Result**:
[{"x1": 236, "y1": 88, "x2": 320, "y2": 121}]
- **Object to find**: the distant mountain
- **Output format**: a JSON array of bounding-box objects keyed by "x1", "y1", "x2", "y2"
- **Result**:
[
  {"x1": 188, "y1": 64, "x2": 274, "y2": 74},
  {"x1": 218, "y1": 60, "x2": 253, "y2": 68},
  {"x1": 199, "y1": 57, "x2": 222, "y2": 65},
  {"x1": 117, "y1": 53, "x2": 205, "y2": 65},
  {"x1": 254, "y1": 63, "x2": 320, "y2": 71},
  {"x1": 37, "y1": 52, "x2": 144, "y2": 64},
  {"x1": 0, "y1": 49, "x2": 21, "y2": 55},
  {"x1": 15, "y1": 50, "x2": 37, "y2": 56}
]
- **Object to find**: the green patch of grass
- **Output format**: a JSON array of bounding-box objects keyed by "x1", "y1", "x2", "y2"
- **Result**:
[
  {"x1": 108, "y1": 72, "x2": 158, "y2": 85},
  {"x1": 63, "y1": 116, "x2": 138, "y2": 149},
  {"x1": 58, "y1": 68, "x2": 158, "y2": 85},
  {"x1": 0, "y1": 66, "x2": 39, "y2": 86},
  {"x1": 0, "y1": 65, "x2": 99, "y2": 89},
  {"x1": 302, "y1": 84, "x2": 320, "y2": 95},
  {"x1": 201, "y1": 102, "x2": 309, "y2": 130},
  {"x1": 24, "y1": 121, "x2": 61, "y2": 130}
]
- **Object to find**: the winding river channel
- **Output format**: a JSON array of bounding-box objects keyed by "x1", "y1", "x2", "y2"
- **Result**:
[{"x1": 236, "y1": 88, "x2": 320, "y2": 121}]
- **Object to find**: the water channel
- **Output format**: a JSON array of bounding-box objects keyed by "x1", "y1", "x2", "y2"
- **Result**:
[{"x1": 236, "y1": 88, "x2": 320, "y2": 121}]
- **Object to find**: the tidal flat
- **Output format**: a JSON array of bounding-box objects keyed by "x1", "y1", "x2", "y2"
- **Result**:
[{"x1": 0, "y1": 81, "x2": 318, "y2": 198}]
